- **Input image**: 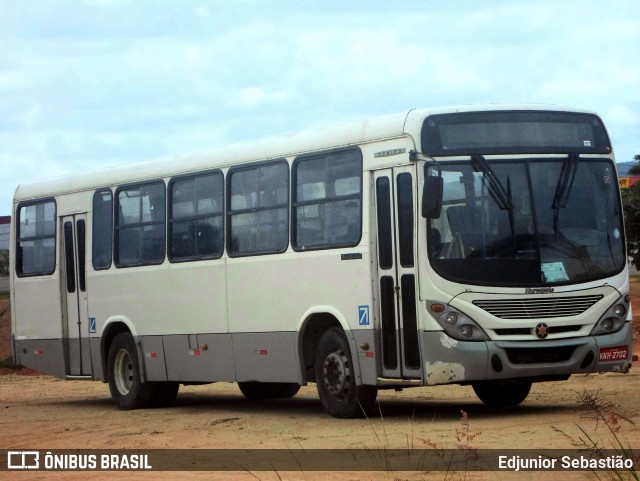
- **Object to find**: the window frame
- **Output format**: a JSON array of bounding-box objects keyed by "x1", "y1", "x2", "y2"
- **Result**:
[
  {"x1": 226, "y1": 158, "x2": 290, "y2": 258},
  {"x1": 291, "y1": 147, "x2": 363, "y2": 252},
  {"x1": 63, "y1": 220, "x2": 76, "y2": 292},
  {"x1": 421, "y1": 110, "x2": 612, "y2": 157},
  {"x1": 76, "y1": 218, "x2": 86, "y2": 291},
  {"x1": 375, "y1": 176, "x2": 393, "y2": 270},
  {"x1": 92, "y1": 188, "x2": 113, "y2": 270},
  {"x1": 168, "y1": 169, "x2": 225, "y2": 263},
  {"x1": 15, "y1": 198, "x2": 57, "y2": 277},
  {"x1": 396, "y1": 172, "x2": 414, "y2": 268},
  {"x1": 114, "y1": 179, "x2": 166, "y2": 268}
]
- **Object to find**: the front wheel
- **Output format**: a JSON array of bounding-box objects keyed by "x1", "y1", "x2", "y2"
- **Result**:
[
  {"x1": 472, "y1": 381, "x2": 532, "y2": 407},
  {"x1": 107, "y1": 332, "x2": 156, "y2": 410},
  {"x1": 315, "y1": 327, "x2": 377, "y2": 418}
]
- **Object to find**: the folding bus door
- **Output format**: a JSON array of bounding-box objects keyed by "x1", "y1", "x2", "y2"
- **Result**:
[
  {"x1": 61, "y1": 213, "x2": 92, "y2": 376},
  {"x1": 374, "y1": 166, "x2": 422, "y2": 379}
]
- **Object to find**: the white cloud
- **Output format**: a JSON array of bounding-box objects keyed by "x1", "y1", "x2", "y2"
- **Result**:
[
  {"x1": 237, "y1": 87, "x2": 293, "y2": 109},
  {"x1": 1, "y1": 1, "x2": 639, "y2": 213},
  {"x1": 607, "y1": 105, "x2": 640, "y2": 127}
]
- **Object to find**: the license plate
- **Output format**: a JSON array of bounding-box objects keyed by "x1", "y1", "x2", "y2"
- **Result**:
[{"x1": 599, "y1": 346, "x2": 629, "y2": 362}]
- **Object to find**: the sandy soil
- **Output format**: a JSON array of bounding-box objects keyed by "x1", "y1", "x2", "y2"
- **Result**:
[{"x1": 1, "y1": 285, "x2": 640, "y2": 481}]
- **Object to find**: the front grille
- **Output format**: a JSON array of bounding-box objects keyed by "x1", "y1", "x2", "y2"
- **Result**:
[
  {"x1": 494, "y1": 325, "x2": 582, "y2": 336},
  {"x1": 473, "y1": 295, "x2": 603, "y2": 319},
  {"x1": 505, "y1": 346, "x2": 576, "y2": 364}
]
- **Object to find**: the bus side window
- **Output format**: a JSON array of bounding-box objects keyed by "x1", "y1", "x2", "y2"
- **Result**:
[
  {"x1": 16, "y1": 200, "x2": 56, "y2": 276},
  {"x1": 169, "y1": 171, "x2": 224, "y2": 261},
  {"x1": 114, "y1": 181, "x2": 166, "y2": 267},
  {"x1": 292, "y1": 148, "x2": 362, "y2": 251},
  {"x1": 92, "y1": 189, "x2": 113, "y2": 270},
  {"x1": 227, "y1": 160, "x2": 289, "y2": 256}
]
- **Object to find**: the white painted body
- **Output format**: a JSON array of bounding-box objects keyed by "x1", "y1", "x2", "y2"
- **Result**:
[{"x1": 10, "y1": 105, "x2": 631, "y2": 392}]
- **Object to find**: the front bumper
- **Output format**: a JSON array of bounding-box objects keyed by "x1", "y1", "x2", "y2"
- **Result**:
[{"x1": 420, "y1": 322, "x2": 632, "y2": 386}]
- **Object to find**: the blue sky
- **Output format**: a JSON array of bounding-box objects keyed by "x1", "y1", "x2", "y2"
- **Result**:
[{"x1": 1, "y1": 0, "x2": 639, "y2": 215}]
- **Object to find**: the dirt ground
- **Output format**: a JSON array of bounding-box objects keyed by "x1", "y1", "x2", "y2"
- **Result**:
[{"x1": 1, "y1": 284, "x2": 640, "y2": 481}]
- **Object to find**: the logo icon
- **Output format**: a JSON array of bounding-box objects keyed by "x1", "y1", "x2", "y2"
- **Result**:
[
  {"x1": 535, "y1": 322, "x2": 549, "y2": 339},
  {"x1": 525, "y1": 287, "x2": 554, "y2": 295},
  {"x1": 7, "y1": 451, "x2": 40, "y2": 470}
]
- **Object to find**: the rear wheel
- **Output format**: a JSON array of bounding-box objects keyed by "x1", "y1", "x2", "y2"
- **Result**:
[
  {"x1": 472, "y1": 381, "x2": 532, "y2": 407},
  {"x1": 315, "y1": 327, "x2": 377, "y2": 418},
  {"x1": 107, "y1": 332, "x2": 156, "y2": 410},
  {"x1": 238, "y1": 382, "x2": 300, "y2": 400}
]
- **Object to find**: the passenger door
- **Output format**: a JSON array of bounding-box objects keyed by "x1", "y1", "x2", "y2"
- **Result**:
[
  {"x1": 61, "y1": 214, "x2": 92, "y2": 376},
  {"x1": 374, "y1": 166, "x2": 421, "y2": 379}
]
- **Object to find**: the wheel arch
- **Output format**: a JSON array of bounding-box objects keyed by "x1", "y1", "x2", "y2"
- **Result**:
[
  {"x1": 101, "y1": 317, "x2": 147, "y2": 384},
  {"x1": 296, "y1": 307, "x2": 362, "y2": 385}
]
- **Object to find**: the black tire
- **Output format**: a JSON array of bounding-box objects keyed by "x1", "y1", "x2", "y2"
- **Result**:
[
  {"x1": 472, "y1": 381, "x2": 532, "y2": 407},
  {"x1": 315, "y1": 327, "x2": 377, "y2": 418},
  {"x1": 151, "y1": 382, "x2": 180, "y2": 408},
  {"x1": 238, "y1": 382, "x2": 301, "y2": 400},
  {"x1": 107, "y1": 332, "x2": 156, "y2": 410}
]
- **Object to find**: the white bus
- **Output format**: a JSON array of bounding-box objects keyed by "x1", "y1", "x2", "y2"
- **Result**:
[{"x1": 10, "y1": 106, "x2": 632, "y2": 418}]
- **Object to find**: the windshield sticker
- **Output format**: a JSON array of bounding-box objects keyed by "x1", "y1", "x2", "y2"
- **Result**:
[
  {"x1": 541, "y1": 262, "x2": 569, "y2": 283},
  {"x1": 583, "y1": 140, "x2": 592, "y2": 147},
  {"x1": 613, "y1": 228, "x2": 621, "y2": 240}
]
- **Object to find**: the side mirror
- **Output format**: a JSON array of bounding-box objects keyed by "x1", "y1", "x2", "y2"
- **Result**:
[{"x1": 422, "y1": 175, "x2": 443, "y2": 219}]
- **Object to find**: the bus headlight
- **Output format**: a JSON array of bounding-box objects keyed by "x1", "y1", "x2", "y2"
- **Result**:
[
  {"x1": 591, "y1": 317, "x2": 625, "y2": 335},
  {"x1": 432, "y1": 305, "x2": 489, "y2": 342},
  {"x1": 443, "y1": 312, "x2": 458, "y2": 325},
  {"x1": 458, "y1": 325, "x2": 474, "y2": 338},
  {"x1": 613, "y1": 304, "x2": 625, "y2": 317},
  {"x1": 591, "y1": 297, "x2": 629, "y2": 336}
]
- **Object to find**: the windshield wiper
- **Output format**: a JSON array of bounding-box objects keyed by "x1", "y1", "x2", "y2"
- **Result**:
[
  {"x1": 470, "y1": 154, "x2": 513, "y2": 211},
  {"x1": 471, "y1": 154, "x2": 516, "y2": 257},
  {"x1": 553, "y1": 152, "x2": 579, "y2": 234}
]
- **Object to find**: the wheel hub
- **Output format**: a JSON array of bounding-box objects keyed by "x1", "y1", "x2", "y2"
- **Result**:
[
  {"x1": 323, "y1": 350, "x2": 351, "y2": 400},
  {"x1": 113, "y1": 349, "x2": 134, "y2": 396}
]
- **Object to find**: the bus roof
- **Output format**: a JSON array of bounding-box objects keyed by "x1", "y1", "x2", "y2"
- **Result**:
[{"x1": 13, "y1": 104, "x2": 596, "y2": 203}]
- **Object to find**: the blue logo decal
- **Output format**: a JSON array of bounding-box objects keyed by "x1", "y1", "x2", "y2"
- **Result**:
[
  {"x1": 358, "y1": 305, "x2": 369, "y2": 326},
  {"x1": 89, "y1": 317, "x2": 96, "y2": 334}
]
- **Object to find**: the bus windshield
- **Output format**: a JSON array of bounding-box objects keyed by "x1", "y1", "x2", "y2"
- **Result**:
[{"x1": 427, "y1": 157, "x2": 625, "y2": 287}]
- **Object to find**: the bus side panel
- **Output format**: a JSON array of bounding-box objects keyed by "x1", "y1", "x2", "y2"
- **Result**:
[
  {"x1": 226, "y1": 247, "x2": 375, "y2": 385},
  {"x1": 162, "y1": 333, "x2": 234, "y2": 382},
  {"x1": 12, "y1": 276, "x2": 67, "y2": 378},
  {"x1": 88, "y1": 261, "x2": 228, "y2": 383},
  {"x1": 140, "y1": 335, "x2": 168, "y2": 381},
  {"x1": 350, "y1": 329, "x2": 377, "y2": 385},
  {"x1": 88, "y1": 263, "x2": 227, "y2": 336},
  {"x1": 13, "y1": 339, "x2": 67, "y2": 378},
  {"x1": 89, "y1": 337, "x2": 104, "y2": 380},
  {"x1": 233, "y1": 332, "x2": 301, "y2": 383}
]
